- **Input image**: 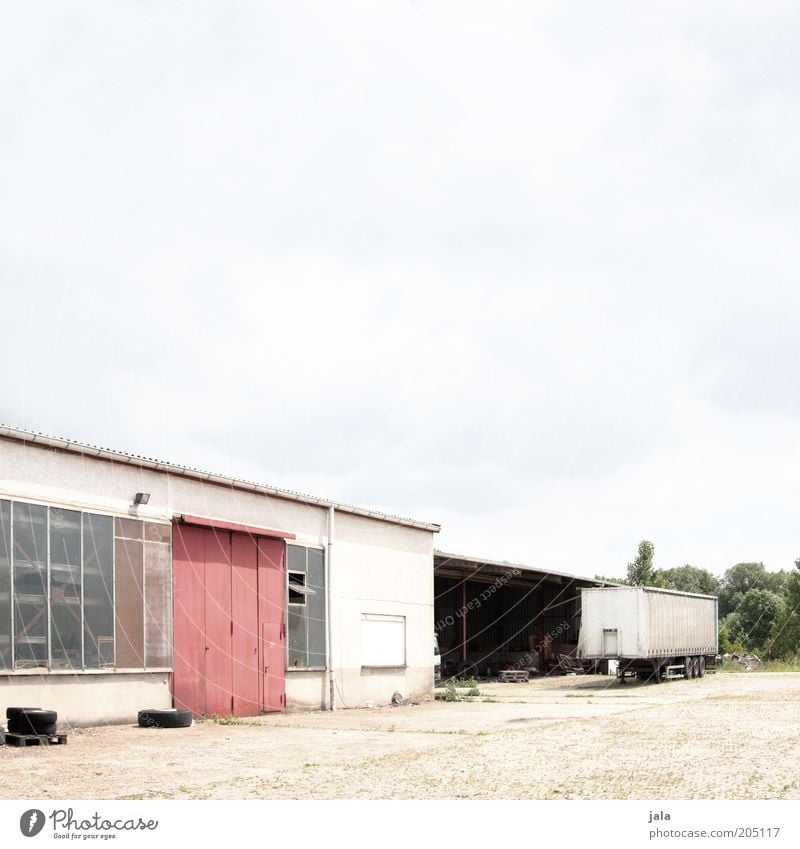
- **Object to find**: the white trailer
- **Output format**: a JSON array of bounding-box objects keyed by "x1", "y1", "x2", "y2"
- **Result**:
[{"x1": 577, "y1": 586, "x2": 718, "y2": 682}]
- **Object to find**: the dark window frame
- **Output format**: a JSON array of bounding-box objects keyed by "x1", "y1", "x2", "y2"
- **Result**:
[
  {"x1": 287, "y1": 571, "x2": 307, "y2": 606},
  {"x1": 0, "y1": 497, "x2": 172, "y2": 674},
  {"x1": 285, "y1": 543, "x2": 326, "y2": 671}
]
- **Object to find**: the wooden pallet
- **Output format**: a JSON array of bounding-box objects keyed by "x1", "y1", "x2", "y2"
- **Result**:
[
  {"x1": 4, "y1": 732, "x2": 67, "y2": 747},
  {"x1": 498, "y1": 669, "x2": 529, "y2": 683}
]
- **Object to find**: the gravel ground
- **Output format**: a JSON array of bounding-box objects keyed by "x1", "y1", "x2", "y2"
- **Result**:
[{"x1": 2, "y1": 671, "x2": 799, "y2": 800}]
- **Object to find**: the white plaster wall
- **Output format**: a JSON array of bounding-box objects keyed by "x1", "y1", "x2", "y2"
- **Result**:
[
  {"x1": 0, "y1": 673, "x2": 172, "y2": 726},
  {"x1": 0, "y1": 437, "x2": 436, "y2": 714}
]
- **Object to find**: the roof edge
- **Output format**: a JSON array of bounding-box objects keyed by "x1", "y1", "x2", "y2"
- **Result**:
[
  {"x1": 434, "y1": 549, "x2": 614, "y2": 585},
  {"x1": 0, "y1": 424, "x2": 441, "y2": 533}
]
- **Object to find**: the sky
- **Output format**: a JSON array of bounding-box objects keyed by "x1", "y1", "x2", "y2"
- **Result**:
[{"x1": 1, "y1": 1, "x2": 799, "y2": 580}]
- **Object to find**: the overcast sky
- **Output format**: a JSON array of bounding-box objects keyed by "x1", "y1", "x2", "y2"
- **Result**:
[{"x1": 1, "y1": 2, "x2": 799, "y2": 579}]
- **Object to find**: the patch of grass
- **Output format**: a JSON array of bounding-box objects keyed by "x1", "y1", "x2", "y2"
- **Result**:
[
  {"x1": 210, "y1": 715, "x2": 246, "y2": 725},
  {"x1": 433, "y1": 677, "x2": 482, "y2": 701},
  {"x1": 482, "y1": 697, "x2": 498, "y2": 703},
  {"x1": 437, "y1": 680, "x2": 459, "y2": 702},
  {"x1": 718, "y1": 659, "x2": 800, "y2": 673}
]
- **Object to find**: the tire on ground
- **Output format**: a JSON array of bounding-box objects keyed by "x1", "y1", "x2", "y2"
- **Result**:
[
  {"x1": 6, "y1": 709, "x2": 58, "y2": 735},
  {"x1": 692, "y1": 656, "x2": 700, "y2": 678},
  {"x1": 8, "y1": 719, "x2": 57, "y2": 736},
  {"x1": 684, "y1": 656, "x2": 693, "y2": 679},
  {"x1": 6, "y1": 707, "x2": 42, "y2": 721},
  {"x1": 138, "y1": 709, "x2": 193, "y2": 729},
  {"x1": 698, "y1": 656, "x2": 706, "y2": 678}
]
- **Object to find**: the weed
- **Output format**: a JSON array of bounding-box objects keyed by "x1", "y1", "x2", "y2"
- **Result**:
[{"x1": 211, "y1": 715, "x2": 245, "y2": 726}]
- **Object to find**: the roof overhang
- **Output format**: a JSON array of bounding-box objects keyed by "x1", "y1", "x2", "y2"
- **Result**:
[
  {"x1": 434, "y1": 549, "x2": 615, "y2": 588},
  {"x1": 175, "y1": 513, "x2": 296, "y2": 540}
]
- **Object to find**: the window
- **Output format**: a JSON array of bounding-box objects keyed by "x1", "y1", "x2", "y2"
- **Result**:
[
  {"x1": 286, "y1": 544, "x2": 326, "y2": 669},
  {"x1": 288, "y1": 572, "x2": 307, "y2": 606},
  {"x1": 49, "y1": 508, "x2": 82, "y2": 669},
  {"x1": 83, "y1": 513, "x2": 114, "y2": 668},
  {"x1": 0, "y1": 501, "x2": 11, "y2": 668},
  {"x1": 361, "y1": 614, "x2": 406, "y2": 668},
  {"x1": 0, "y1": 498, "x2": 172, "y2": 672}
]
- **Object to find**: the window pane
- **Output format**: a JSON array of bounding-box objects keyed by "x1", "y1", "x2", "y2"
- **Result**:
[
  {"x1": 115, "y1": 517, "x2": 143, "y2": 539},
  {"x1": 49, "y1": 508, "x2": 82, "y2": 669},
  {"x1": 307, "y1": 548, "x2": 326, "y2": 667},
  {"x1": 13, "y1": 502, "x2": 47, "y2": 668},
  {"x1": 84, "y1": 513, "x2": 114, "y2": 669},
  {"x1": 286, "y1": 544, "x2": 306, "y2": 572},
  {"x1": 115, "y1": 530, "x2": 144, "y2": 667},
  {"x1": 144, "y1": 540, "x2": 172, "y2": 668},
  {"x1": 287, "y1": 607, "x2": 307, "y2": 668},
  {"x1": 0, "y1": 500, "x2": 10, "y2": 669}
]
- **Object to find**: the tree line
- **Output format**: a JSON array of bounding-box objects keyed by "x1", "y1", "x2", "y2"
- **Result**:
[{"x1": 596, "y1": 540, "x2": 800, "y2": 659}]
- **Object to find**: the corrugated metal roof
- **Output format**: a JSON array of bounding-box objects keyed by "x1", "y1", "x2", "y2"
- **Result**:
[
  {"x1": 0, "y1": 424, "x2": 441, "y2": 533},
  {"x1": 434, "y1": 549, "x2": 619, "y2": 586}
]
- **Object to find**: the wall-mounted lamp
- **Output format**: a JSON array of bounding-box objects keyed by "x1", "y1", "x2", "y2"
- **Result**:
[{"x1": 133, "y1": 492, "x2": 151, "y2": 505}]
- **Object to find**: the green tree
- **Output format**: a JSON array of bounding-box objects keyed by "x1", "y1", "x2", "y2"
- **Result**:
[
  {"x1": 626, "y1": 540, "x2": 666, "y2": 587},
  {"x1": 735, "y1": 588, "x2": 783, "y2": 652},
  {"x1": 660, "y1": 564, "x2": 720, "y2": 596},
  {"x1": 594, "y1": 574, "x2": 628, "y2": 585},
  {"x1": 719, "y1": 562, "x2": 772, "y2": 618},
  {"x1": 766, "y1": 561, "x2": 800, "y2": 659},
  {"x1": 722, "y1": 611, "x2": 744, "y2": 648},
  {"x1": 718, "y1": 620, "x2": 744, "y2": 654}
]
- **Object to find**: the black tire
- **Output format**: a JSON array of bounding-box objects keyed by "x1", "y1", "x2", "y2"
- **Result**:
[
  {"x1": 684, "y1": 656, "x2": 693, "y2": 679},
  {"x1": 692, "y1": 656, "x2": 700, "y2": 678},
  {"x1": 6, "y1": 707, "x2": 42, "y2": 720},
  {"x1": 698, "y1": 656, "x2": 706, "y2": 678},
  {"x1": 138, "y1": 709, "x2": 193, "y2": 729},
  {"x1": 7, "y1": 709, "x2": 58, "y2": 735},
  {"x1": 8, "y1": 719, "x2": 57, "y2": 736}
]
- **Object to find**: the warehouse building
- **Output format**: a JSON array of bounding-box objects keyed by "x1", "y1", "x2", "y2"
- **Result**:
[
  {"x1": 434, "y1": 551, "x2": 607, "y2": 677},
  {"x1": 0, "y1": 426, "x2": 439, "y2": 724}
]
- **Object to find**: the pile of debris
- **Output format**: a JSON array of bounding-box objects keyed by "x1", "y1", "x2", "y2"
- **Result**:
[{"x1": 722, "y1": 652, "x2": 765, "y2": 671}]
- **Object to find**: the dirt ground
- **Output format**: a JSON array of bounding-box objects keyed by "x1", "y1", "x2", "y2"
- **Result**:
[{"x1": 2, "y1": 671, "x2": 799, "y2": 800}]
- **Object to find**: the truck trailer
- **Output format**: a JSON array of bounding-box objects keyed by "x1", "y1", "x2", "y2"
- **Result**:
[{"x1": 577, "y1": 586, "x2": 718, "y2": 682}]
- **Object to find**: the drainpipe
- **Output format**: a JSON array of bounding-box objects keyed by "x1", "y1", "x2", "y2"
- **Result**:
[{"x1": 326, "y1": 505, "x2": 336, "y2": 711}]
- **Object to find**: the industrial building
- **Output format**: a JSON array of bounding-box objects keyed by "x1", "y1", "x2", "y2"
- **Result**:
[{"x1": 0, "y1": 426, "x2": 439, "y2": 724}]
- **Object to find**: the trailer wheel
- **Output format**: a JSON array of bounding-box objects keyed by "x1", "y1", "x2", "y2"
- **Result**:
[
  {"x1": 698, "y1": 656, "x2": 706, "y2": 678},
  {"x1": 684, "y1": 656, "x2": 693, "y2": 679}
]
